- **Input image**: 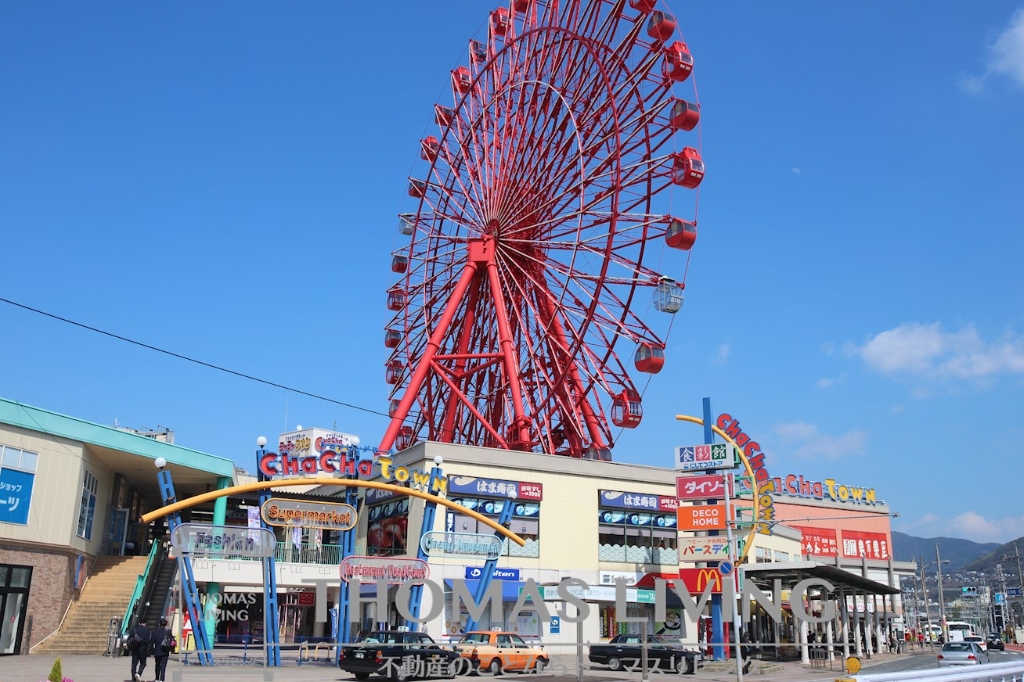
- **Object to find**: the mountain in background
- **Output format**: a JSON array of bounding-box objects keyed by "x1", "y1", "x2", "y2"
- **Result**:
[
  {"x1": 963, "y1": 538, "x2": 1024, "y2": 576},
  {"x1": 891, "y1": 531, "x2": 1000, "y2": 571}
]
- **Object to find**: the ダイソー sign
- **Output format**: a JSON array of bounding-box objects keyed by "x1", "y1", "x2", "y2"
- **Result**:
[{"x1": 676, "y1": 474, "x2": 729, "y2": 500}]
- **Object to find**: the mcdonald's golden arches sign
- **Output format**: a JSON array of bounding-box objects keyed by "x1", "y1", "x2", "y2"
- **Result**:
[{"x1": 677, "y1": 567, "x2": 724, "y2": 594}]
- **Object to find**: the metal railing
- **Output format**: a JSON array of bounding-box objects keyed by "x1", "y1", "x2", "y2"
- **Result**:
[
  {"x1": 121, "y1": 541, "x2": 161, "y2": 637},
  {"x1": 852, "y1": 660, "x2": 1024, "y2": 681}
]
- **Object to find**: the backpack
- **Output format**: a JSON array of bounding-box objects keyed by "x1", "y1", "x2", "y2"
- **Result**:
[{"x1": 161, "y1": 632, "x2": 177, "y2": 653}]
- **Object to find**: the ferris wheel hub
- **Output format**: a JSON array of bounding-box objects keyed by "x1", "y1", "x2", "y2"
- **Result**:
[{"x1": 467, "y1": 236, "x2": 496, "y2": 265}]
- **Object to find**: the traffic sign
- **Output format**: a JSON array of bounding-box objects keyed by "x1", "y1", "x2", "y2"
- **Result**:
[
  {"x1": 719, "y1": 561, "x2": 734, "y2": 576},
  {"x1": 550, "y1": 616, "x2": 561, "y2": 634},
  {"x1": 1008, "y1": 588, "x2": 1023, "y2": 597}
]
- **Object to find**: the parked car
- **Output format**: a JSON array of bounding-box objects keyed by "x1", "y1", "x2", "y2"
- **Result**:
[
  {"x1": 986, "y1": 634, "x2": 1005, "y2": 651},
  {"x1": 937, "y1": 641, "x2": 989, "y2": 667},
  {"x1": 338, "y1": 630, "x2": 461, "y2": 681},
  {"x1": 452, "y1": 630, "x2": 549, "y2": 674},
  {"x1": 964, "y1": 635, "x2": 987, "y2": 652},
  {"x1": 588, "y1": 634, "x2": 698, "y2": 674}
]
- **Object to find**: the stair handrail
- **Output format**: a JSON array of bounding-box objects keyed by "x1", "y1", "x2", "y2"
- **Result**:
[{"x1": 121, "y1": 541, "x2": 163, "y2": 638}]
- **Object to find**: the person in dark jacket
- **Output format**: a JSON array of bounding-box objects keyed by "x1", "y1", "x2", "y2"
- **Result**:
[
  {"x1": 150, "y1": 617, "x2": 172, "y2": 682},
  {"x1": 128, "y1": 617, "x2": 151, "y2": 682}
]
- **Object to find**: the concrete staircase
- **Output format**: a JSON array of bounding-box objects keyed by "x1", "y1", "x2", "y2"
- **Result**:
[{"x1": 34, "y1": 555, "x2": 147, "y2": 655}]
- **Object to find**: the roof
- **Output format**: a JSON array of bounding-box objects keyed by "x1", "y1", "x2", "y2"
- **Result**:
[
  {"x1": 743, "y1": 560, "x2": 900, "y2": 595},
  {"x1": 0, "y1": 397, "x2": 236, "y2": 502}
]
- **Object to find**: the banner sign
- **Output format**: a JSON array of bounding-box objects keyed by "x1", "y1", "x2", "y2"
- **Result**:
[
  {"x1": 170, "y1": 523, "x2": 276, "y2": 558},
  {"x1": 677, "y1": 503, "x2": 731, "y2": 530},
  {"x1": 465, "y1": 566, "x2": 520, "y2": 581},
  {"x1": 772, "y1": 473, "x2": 880, "y2": 506},
  {"x1": 538, "y1": 584, "x2": 655, "y2": 604},
  {"x1": 340, "y1": 556, "x2": 429, "y2": 583},
  {"x1": 793, "y1": 526, "x2": 838, "y2": 557},
  {"x1": 260, "y1": 498, "x2": 357, "y2": 531},
  {"x1": 599, "y1": 490, "x2": 678, "y2": 512},
  {"x1": 420, "y1": 531, "x2": 502, "y2": 559},
  {"x1": 677, "y1": 537, "x2": 731, "y2": 562},
  {"x1": 0, "y1": 467, "x2": 35, "y2": 525},
  {"x1": 447, "y1": 476, "x2": 543, "y2": 501},
  {"x1": 676, "y1": 474, "x2": 730, "y2": 501},
  {"x1": 840, "y1": 530, "x2": 890, "y2": 560},
  {"x1": 677, "y1": 568, "x2": 724, "y2": 594},
  {"x1": 674, "y1": 443, "x2": 736, "y2": 472}
]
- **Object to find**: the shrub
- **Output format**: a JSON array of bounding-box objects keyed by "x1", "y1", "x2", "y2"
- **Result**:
[{"x1": 47, "y1": 657, "x2": 62, "y2": 682}]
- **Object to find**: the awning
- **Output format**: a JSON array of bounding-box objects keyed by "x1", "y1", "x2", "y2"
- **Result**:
[
  {"x1": 634, "y1": 572, "x2": 677, "y2": 589},
  {"x1": 445, "y1": 579, "x2": 526, "y2": 602}
]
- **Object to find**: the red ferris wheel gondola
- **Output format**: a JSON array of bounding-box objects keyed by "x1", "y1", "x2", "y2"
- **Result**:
[{"x1": 380, "y1": 0, "x2": 704, "y2": 458}]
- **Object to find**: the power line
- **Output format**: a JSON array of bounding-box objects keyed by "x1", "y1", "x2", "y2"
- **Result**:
[{"x1": 0, "y1": 296, "x2": 390, "y2": 419}]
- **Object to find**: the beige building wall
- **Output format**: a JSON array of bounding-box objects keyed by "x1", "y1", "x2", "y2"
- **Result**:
[{"x1": 0, "y1": 423, "x2": 107, "y2": 554}]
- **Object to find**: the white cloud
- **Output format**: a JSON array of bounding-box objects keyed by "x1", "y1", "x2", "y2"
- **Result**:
[
  {"x1": 817, "y1": 378, "x2": 834, "y2": 388},
  {"x1": 991, "y1": 7, "x2": 1024, "y2": 87},
  {"x1": 790, "y1": 167, "x2": 801, "y2": 175},
  {"x1": 713, "y1": 343, "x2": 731, "y2": 365},
  {"x1": 847, "y1": 322, "x2": 1024, "y2": 380},
  {"x1": 898, "y1": 511, "x2": 1024, "y2": 543},
  {"x1": 960, "y1": 6, "x2": 1024, "y2": 92},
  {"x1": 771, "y1": 422, "x2": 867, "y2": 460}
]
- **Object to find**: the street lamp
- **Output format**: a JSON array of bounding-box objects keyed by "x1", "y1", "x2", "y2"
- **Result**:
[{"x1": 936, "y1": 544, "x2": 951, "y2": 643}]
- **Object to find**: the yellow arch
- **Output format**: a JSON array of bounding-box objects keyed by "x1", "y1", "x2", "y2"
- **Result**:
[
  {"x1": 675, "y1": 415, "x2": 765, "y2": 563},
  {"x1": 141, "y1": 478, "x2": 526, "y2": 546}
]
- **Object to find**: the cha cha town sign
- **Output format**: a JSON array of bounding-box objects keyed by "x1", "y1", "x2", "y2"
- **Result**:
[
  {"x1": 772, "y1": 473, "x2": 880, "y2": 506},
  {"x1": 258, "y1": 448, "x2": 446, "y2": 496}
]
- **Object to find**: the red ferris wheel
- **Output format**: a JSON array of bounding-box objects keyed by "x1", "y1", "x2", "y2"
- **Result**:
[{"x1": 379, "y1": 0, "x2": 704, "y2": 460}]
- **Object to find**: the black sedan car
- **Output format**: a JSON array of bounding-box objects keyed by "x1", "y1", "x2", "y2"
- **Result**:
[
  {"x1": 338, "y1": 630, "x2": 461, "y2": 681},
  {"x1": 589, "y1": 634, "x2": 698, "y2": 674},
  {"x1": 986, "y1": 634, "x2": 1005, "y2": 651}
]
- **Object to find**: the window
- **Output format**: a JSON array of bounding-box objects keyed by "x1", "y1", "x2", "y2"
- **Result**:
[
  {"x1": 598, "y1": 508, "x2": 677, "y2": 564},
  {"x1": 774, "y1": 550, "x2": 790, "y2": 562},
  {"x1": 76, "y1": 470, "x2": 99, "y2": 540},
  {"x1": 447, "y1": 496, "x2": 540, "y2": 558},
  {"x1": 755, "y1": 546, "x2": 772, "y2": 563},
  {"x1": 366, "y1": 498, "x2": 409, "y2": 557}
]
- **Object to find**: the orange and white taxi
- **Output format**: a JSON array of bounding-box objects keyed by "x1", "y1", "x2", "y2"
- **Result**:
[{"x1": 453, "y1": 631, "x2": 548, "y2": 674}]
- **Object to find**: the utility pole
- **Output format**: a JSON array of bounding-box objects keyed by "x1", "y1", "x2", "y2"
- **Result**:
[
  {"x1": 936, "y1": 544, "x2": 949, "y2": 643},
  {"x1": 1000, "y1": 543, "x2": 1024, "y2": 640},
  {"x1": 918, "y1": 557, "x2": 934, "y2": 650}
]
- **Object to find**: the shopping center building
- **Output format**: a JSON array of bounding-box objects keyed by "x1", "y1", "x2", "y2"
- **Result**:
[
  {"x1": 1, "y1": 396, "x2": 915, "y2": 663},
  {"x1": 0, "y1": 397, "x2": 236, "y2": 656}
]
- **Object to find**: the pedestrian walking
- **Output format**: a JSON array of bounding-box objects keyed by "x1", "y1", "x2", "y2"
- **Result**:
[
  {"x1": 917, "y1": 631, "x2": 924, "y2": 650},
  {"x1": 150, "y1": 617, "x2": 173, "y2": 682},
  {"x1": 127, "y1": 617, "x2": 151, "y2": 682}
]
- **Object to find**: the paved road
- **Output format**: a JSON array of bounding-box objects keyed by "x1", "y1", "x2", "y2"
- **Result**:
[{"x1": 10, "y1": 649, "x2": 1016, "y2": 682}]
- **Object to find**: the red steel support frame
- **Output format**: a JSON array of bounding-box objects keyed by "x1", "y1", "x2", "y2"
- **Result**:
[{"x1": 378, "y1": 237, "x2": 532, "y2": 454}]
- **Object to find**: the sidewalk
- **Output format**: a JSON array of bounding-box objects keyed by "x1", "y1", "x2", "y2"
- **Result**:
[{"x1": 0, "y1": 650, "x2": 922, "y2": 682}]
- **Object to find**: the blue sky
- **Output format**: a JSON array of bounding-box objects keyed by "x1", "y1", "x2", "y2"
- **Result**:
[{"x1": 1, "y1": 2, "x2": 1022, "y2": 543}]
